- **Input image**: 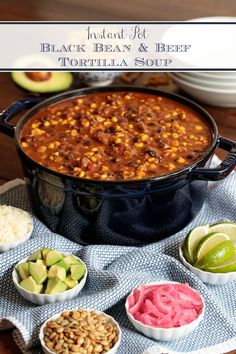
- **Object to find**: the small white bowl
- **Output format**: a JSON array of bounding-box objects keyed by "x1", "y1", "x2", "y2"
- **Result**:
[
  {"x1": 125, "y1": 281, "x2": 205, "y2": 341},
  {"x1": 39, "y1": 308, "x2": 121, "y2": 354},
  {"x1": 179, "y1": 245, "x2": 236, "y2": 285},
  {"x1": 12, "y1": 253, "x2": 87, "y2": 305},
  {"x1": 76, "y1": 72, "x2": 120, "y2": 87},
  {"x1": 170, "y1": 73, "x2": 236, "y2": 107},
  {"x1": 0, "y1": 226, "x2": 33, "y2": 253},
  {"x1": 0, "y1": 209, "x2": 33, "y2": 253}
]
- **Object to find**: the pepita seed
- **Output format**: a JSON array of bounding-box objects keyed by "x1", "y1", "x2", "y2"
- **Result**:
[
  {"x1": 76, "y1": 336, "x2": 84, "y2": 345},
  {"x1": 69, "y1": 332, "x2": 74, "y2": 339},
  {"x1": 61, "y1": 320, "x2": 69, "y2": 326},
  {"x1": 49, "y1": 332, "x2": 57, "y2": 339},
  {"x1": 71, "y1": 344, "x2": 80, "y2": 352},
  {"x1": 62, "y1": 311, "x2": 70, "y2": 317},
  {"x1": 55, "y1": 343, "x2": 63, "y2": 350},
  {"x1": 56, "y1": 327, "x2": 64, "y2": 333},
  {"x1": 87, "y1": 344, "x2": 94, "y2": 353},
  {"x1": 94, "y1": 344, "x2": 103, "y2": 352},
  {"x1": 72, "y1": 312, "x2": 80, "y2": 320},
  {"x1": 44, "y1": 309, "x2": 119, "y2": 353},
  {"x1": 97, "y1": 325, "x2": 105, "y2": 331},
  {"x1": 46, "y1": 341, "x2": 54, "y2": 349}
]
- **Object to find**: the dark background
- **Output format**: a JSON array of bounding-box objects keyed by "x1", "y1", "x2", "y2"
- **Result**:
[{"x1": 0, "y1": 0, "x2": 236, "y2": 21}]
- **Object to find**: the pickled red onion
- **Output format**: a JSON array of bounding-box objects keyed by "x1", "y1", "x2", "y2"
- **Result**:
[{"x1": 127, "y1": 283, "x2": 203, "y2": 328}]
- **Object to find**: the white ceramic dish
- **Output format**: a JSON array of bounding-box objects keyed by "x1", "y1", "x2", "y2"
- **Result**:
[
  {"x1": 179, "y1": 245, "x2": 236, "y2": 285},
  {"x1": 173, "y1": 72, "x2": 236, "y2": 89},
  {"x1": 125, "y1": 281, "x2": 205, "y2": 341},
  {"x1": 183, "y1": 72, "x2": 236, "y2": 81},
  {"x1": 0, "y1": 211, "x2": 33, "y2": 253},
  {"x1": 162, "y1": 16, "x2": 236, "y2": 69},
  {"x1": 189, "y1": 16, "x2": 236, "y2": 22},
  {"x1": 12, "y1": 253, "x2": 87, "y2": 305},
  {"x1": 76, "y1": 72, "x2": 120, "y2": 87},
  {"x1": 170, "y1": 73, "x2": 236, "y2": 107},
  {"x1": 0, "y1": 227, "x2": 33, "y2": 253},
  {"x1": 39, "y1": 308, "x2": 121, "y2": 354}
]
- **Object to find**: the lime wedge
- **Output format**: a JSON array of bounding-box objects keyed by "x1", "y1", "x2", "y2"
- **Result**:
[
  {"x1": 195, "y1": 240, "x2": 235, "y2": 269},
  {"x1": 195, "y1": 232, "x2": 230, "y2": 262},
  {"x1": 182, "y1": 224, "x2": 209, "y2": 264},
  {"x1": 206, "y1": 253, "x2": 236, "y2": 273},
  {"x1": 209, "y1": 222, "x2": 236, "y2": 240}
]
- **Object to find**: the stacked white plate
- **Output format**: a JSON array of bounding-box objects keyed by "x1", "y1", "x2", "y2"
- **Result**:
[
  {"x1": 168, "y1": 17, "x2": 236, "y2": 107},
  {"x1": 170, "y1": 72, "x2": 236, "y2": 107}
]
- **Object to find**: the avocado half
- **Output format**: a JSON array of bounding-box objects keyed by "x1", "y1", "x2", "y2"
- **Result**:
[{"x1": 11, "y1": 72, "x2": 73, "y2": 93}]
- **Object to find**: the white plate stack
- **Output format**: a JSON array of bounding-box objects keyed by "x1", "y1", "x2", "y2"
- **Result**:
[
  {"x1": 169, "y1": 17, "x2": 236, "y2": 107},
  {"x1": 170, "y1": 72, "x2": 236, "y2": 107}
]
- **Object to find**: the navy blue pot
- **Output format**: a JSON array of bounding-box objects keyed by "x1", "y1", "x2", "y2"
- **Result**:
[{"x1": 0, "y1": 87, "x2": 235, "y2": 246}]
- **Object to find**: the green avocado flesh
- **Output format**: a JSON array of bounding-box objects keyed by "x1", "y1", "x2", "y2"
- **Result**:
[
  {"x1": 42, "y1": 248, "x2": 53, "y2": 260},
  {"x1": 17, "y1": 262, "x2": 30, "y2": 281},
  {"x1": 11, "y1": 72, "x2": 73, "y2": 93},
  {"x1": 48, "y1": 265, "x2": 66, "y2": 281},
  {"x1": 16, "y1": 248, "x2": 86, "y2": 295},
  {"x1": 71, "y1": 263, "x2": 86, "y2": 281},
  {"x1": 46, "y1": 250, "x2": 63, "y2": 266},
  {"x1": 64, "y1": 276, "x2": 78, "y2": 289},
  {"x1": 27, "y1": 249, "x2": 42, "y2": 261},
  {"x1": 45, "y1": 278, "x2": 67, "y2": 294},
  {"x1": 64, "y1": 255, "x2": 81, "y2": 265},
  {"x1": 56, "y1": 258, "x2": 71, "y2": 272},
  {"x1": 20, "y1": 276, "x2": 43, "y2": 293},
  {"x1": 29, "y1": 262, "x2": 47, "y2": 284}
]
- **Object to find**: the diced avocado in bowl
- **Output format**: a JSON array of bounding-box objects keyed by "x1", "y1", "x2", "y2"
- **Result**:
[{"x1": 12, "y1": 248, "x2": 87, "y2": 305}]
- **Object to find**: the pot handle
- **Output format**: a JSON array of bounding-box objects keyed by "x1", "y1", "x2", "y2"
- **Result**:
[
  {"x1": 0, "y1": 98, "x2": 41, "y2": 137},
  {"x1": 189, "y1": 136, "x2": 236, "y2": 181}
]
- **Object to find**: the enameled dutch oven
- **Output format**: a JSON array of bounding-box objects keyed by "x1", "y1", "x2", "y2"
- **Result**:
[{"x1": 0, "y1": 86, "x2": 236, "y2": 246}]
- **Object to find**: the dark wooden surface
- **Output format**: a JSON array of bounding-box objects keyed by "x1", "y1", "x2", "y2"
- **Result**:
[
  {"x1": 0, "y1": 1, "x2": 236, "y2": 353},
  {"x1": 0, "y1": 0, "x2": 236, "y2": 21}
]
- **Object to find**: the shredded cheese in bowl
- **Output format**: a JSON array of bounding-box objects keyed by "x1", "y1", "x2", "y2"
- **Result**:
[{"x1": 0, "y1": 205, "x2": 33, "y2": 252}]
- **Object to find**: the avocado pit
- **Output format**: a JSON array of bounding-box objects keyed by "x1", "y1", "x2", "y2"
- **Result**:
[{"x1": 25, "y1": 72, "x2": 52, "y2": 82}]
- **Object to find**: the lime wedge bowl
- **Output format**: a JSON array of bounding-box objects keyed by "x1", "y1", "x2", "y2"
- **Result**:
[
  {"x1": 179, "y1": 221, "x2": 236, "y2": 285},
  {"x1": 179, "y1": 245, "x2": 236, "y2": 285}
]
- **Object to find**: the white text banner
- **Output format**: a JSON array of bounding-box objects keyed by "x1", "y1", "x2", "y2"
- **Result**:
[{"x1": 0, "y1": 22, "x2": 236, "y2": 70}]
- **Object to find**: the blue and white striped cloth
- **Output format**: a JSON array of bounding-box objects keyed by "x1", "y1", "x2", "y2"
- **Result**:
[{"x1": 0, "y1": 157, "x2": 236, "y2": 354}]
